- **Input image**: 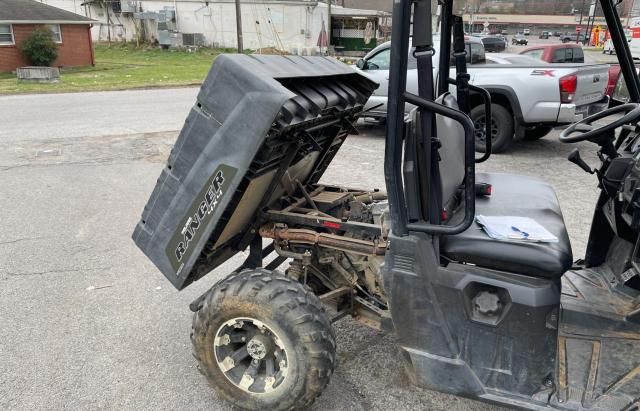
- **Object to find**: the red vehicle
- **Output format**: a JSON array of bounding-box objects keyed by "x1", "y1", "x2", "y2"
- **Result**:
[
  {"x1": 517, "y1": 43, "x2": 627, "y2": 96},
  {"x1": 518, "y1": 43, "x2": 585, "y2": 63},
  {"x1": 604, "y1": 64, "x2": 640, "y2": 96}
]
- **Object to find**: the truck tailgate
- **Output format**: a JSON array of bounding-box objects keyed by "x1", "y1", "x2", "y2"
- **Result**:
[{"x1": 573, "y1": 64, "x2": 609, "y2": 107}]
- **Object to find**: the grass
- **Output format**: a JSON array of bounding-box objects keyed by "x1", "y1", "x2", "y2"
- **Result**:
[{"x1": 0, "y1": 43, "x2": 236, "y2": 94}]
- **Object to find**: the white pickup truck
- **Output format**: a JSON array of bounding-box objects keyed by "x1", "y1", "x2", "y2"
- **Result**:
[{"x1": 355, "y1": 36, "x2": 610, "y2": 152}]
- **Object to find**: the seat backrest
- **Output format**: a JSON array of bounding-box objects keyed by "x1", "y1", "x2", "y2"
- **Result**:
[
  {"x1": 406, "y1": 92, "x2": 465, "y2": 222},
  {"x1": 435, "y1": 93, "x2": 465, "y2": 209}
]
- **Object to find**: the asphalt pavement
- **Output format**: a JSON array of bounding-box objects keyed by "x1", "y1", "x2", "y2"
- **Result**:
[
  {"x1": 0, "y1": 88, "x2": 197, "y2": 142},
  {"x1": 0, "y1": 81, "x2": 600, "y2": 410}
]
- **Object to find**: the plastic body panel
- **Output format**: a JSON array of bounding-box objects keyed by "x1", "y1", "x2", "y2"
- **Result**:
[
  {"x1": 382, "y1": 232, "x2": 560, "y2": 399},
  {"x1": 132, "y1": 54, "x2": 376, "y2": 290}
]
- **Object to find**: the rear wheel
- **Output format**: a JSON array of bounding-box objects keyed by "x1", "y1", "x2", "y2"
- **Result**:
[
  {"x1": 471, "y1": 103, "x2": 513, "y2": 153},
  {"x1": 191, "y1": 269, "x2": 336, "y2": 411},
  {"x1": 523, "y1": 126, "x2": 553, "y2": 141}
]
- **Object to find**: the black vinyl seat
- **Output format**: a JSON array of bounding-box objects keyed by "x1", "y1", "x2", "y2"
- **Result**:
[
  {"x1": 422, "y1": 93, "x2": 572, "y2": 279},
  {"x1": 441, "y1": 172, "x2": 573, "y2": 279}
]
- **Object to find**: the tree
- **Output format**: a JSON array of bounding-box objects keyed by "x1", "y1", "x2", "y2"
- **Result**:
[{"x1": 21, "y1": 26, "x2": 59, "y2": 67}]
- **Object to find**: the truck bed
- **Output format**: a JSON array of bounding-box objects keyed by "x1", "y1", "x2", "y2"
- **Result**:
[{"x1": 132, "y1": 55, "x2": 376, "y2": 290}]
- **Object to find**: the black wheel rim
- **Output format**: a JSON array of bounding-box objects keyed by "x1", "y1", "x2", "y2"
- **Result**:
[
  {"x1": 474, "y1": 115, "x2": 498, "y2": 145},
  {"x1": 214, "y1": 317, "x2": 289, "y2": 394}
]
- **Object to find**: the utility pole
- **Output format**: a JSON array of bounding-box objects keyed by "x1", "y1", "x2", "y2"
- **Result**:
[
  {"x1": 105, "y1": 0, "x2": 111, "y2": 44},
  {"x1": 235, "y1": 0, "x2": 243, "y2": 53},
  {"x1": 578, "y1": 0, "x2": 586, "y2": 44},
  {"x1": 327, "y1": 0, "x2": 332, "y2": 49},
  {"x1": 585, "y1": 1, "x2": 597, "y2": 45}
]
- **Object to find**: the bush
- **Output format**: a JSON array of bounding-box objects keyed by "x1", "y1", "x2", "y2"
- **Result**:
[{"x1": 21, "y1": 27, "x2": 59, "y2": 67}]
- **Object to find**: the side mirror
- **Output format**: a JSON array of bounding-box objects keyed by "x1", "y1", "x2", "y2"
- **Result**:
[{"x1": 356, "y1": 59, "x2": 368, "y2": 70}]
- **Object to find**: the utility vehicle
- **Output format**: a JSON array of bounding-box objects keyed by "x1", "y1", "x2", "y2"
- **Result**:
[
  {"x1": 133, "y1": 0, "x2": 640, "y2": 409},
  {"x1": 480, "y1": 35, "x2": 507, "y2": 52},
  {"x1": 356, "y1": 36, "x2": 609, "y2": 152},
  {"x1": 562, "y1": 33, "x2": 587, "y2": 43},
  {"x1": 513, "y1": 33, "x2": 529, "y2": 45}
]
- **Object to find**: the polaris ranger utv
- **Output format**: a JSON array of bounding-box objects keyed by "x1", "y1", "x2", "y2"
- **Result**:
[{"x1": 133, "y1": 0, "x2": 640, "y2": 409}]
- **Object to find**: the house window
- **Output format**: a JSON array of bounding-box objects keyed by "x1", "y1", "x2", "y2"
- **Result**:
[
  {"x1": 0, "y1": 24, "x2": 14, "y2": 45},
  {"x1": 47, "y1": 24, "x2": 62, "y2": 43}
]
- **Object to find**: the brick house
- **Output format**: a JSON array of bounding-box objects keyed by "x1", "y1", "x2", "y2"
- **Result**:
[{"x1": 0, "y1": 0, "x2": 95, "y2": 72}]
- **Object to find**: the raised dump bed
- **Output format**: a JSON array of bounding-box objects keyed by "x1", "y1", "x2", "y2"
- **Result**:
[{"x1": 132, "y1": 54, "x2": 377, "y2": 290}]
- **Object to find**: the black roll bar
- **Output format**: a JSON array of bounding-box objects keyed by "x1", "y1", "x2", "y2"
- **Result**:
[
  {"x1": 437, "y1": 1, "x2": 453, "y2": 97},
  {"x1": 385, "y1": 0, "x2": 477, "y2": 237},
  {"x1": 384, "y1": 0, "x2": 413, "y2": 236}
]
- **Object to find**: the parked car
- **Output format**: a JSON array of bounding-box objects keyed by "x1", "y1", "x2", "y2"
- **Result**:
[
  {"x1": 604, "y1": 40, "x2": 616, "y2": 55},
  {"x1": 561, "y1": 33, "x2": 586, "y2": 43},
  {"x1": 604, "y1": 33, "x2": 640, "y2": 59},
  {"x1": 519, "y1": 44, "x2": 585, "y2": 63},
  {"x1": 501, "y1": 29, "x2": 508, "y2": 35},
  {"x1": 512, "y1": 34, "x2": 528, "y2": 46},
  {"x1": 604, "y1": 63, "x2": 640, "y2": 96},
  {"x1": 606, "y1": 65, "x2": 622, "y2": 96},
  {"x1": 354, "y1": 36, "x2": 610, "y2": 152},
  {"x1": 523, "y1": 28, "x2": 531, "y2": 35},
  {"x1": 553, "y1": 31, "x2": 562, "y2": 37},
  {"x1": 539, "y1": 31, "x2": 550, "y2": 39},
  {"x1": 480, "y1": 36, "x2": 507, "y2": 52}
]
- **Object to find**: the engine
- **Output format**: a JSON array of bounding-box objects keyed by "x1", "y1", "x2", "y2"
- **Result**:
[{"x1": 259, "y1": 188, "x2": 391, "y2": 322}]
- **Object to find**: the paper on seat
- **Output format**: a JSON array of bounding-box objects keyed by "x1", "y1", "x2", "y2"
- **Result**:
[{"x1": 475, "y1": 215, "x2": 559, "y2": 243}]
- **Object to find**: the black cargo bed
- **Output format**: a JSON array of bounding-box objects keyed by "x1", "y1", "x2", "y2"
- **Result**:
[{"x1": 132, "y1": 54, "x2": 377, "y2": 290}]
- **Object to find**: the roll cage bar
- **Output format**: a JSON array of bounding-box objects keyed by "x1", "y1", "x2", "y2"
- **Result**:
[{"x1": 384, "y1": 0, "x2": 640, "y2": 238}]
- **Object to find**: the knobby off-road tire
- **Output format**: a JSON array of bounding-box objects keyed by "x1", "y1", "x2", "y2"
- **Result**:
[{"x1": 191, "y1": 269, "x2": 336, "y2": 410}]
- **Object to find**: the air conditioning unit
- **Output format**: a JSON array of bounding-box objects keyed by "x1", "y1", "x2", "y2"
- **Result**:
[
  {"x1": 170, "y1": 32, "x2": 183, "y2": 48},
  {"x1": 158, "y1": 29, "x2": 171, "y2": 46},
  {"x1": 182, "y1": 33, "x2": 205, "y2": 47}
]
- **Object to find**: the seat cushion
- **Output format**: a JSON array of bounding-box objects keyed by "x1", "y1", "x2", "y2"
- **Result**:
[{"x1": 441, "y1": 173, "x2": 573, "y2": 279}]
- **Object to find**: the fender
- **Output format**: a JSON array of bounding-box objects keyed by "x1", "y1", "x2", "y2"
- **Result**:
[{"x1": 472, "y1": 85, "x2": 525, "y2": 124}]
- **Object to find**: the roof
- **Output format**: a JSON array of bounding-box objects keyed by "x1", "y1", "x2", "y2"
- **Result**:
[
  {"x1": 0, "y1": 0, "x2": 95, "y2": 24},
  {"x1": 329, "y1": 6, "x2": 391, "y2": 18}
]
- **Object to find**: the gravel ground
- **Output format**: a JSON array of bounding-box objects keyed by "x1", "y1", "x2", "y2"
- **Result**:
[{"x1": 0, "y1": 116, "x2": 599, "y2": 410}]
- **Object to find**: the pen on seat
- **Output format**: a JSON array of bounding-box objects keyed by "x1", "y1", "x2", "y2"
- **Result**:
[{"x1": 511, "y1": 226, "x2": 529, "y2": 238}]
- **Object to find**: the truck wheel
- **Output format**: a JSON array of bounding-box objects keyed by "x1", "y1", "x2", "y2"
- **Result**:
[
  {"x1": 191, "y1": 269, "x2": 336, "y2": 411},
  {"x1": 471, "y1": 104, "x2": 513, "y2": 153},
  {"x1": 523, "y1": 126, "x2": 553, "y2": 140}
]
